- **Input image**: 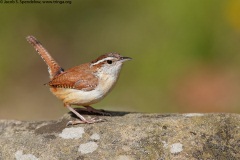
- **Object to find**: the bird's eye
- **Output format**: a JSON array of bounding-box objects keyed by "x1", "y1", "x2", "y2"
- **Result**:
[{"x1": 107, "y1": 60, "x2": 112, "y2": 64}]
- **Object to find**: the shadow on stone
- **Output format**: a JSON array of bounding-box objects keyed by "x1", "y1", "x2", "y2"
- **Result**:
[{"x1": 68, "y1": 108, "x2": 133, "y2": 119}]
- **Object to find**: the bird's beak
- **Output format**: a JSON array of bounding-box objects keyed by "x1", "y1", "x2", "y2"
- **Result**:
[{"x1": 120, "y1": 56, "x2": 132, "y2": 62}]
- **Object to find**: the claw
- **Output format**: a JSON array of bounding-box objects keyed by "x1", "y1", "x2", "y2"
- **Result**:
[{"x1": 66, "y1": 121, "x2": 74, "y2": 126}]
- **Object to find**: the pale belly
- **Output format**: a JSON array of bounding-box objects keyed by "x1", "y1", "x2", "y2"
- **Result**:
[
  {"x1": 50, "y1": 74, "x2": 118, "y2": 106},
  {"x1": 50, "y1": 87, "x2": 108, "y2": 105}
]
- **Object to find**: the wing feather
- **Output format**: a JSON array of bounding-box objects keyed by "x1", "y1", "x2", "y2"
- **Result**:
[{"x1": 48, "y1": 63, "x2": 98, "y2": 91}]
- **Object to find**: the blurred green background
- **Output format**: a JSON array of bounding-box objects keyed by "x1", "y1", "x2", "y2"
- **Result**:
[{"x1": 1, "y1": 0, "x2": 240, "y2": 120}]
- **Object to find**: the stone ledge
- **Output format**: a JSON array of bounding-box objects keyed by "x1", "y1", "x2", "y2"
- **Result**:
[{"x1": 0, "y1": 112, "x2": 240, "y2": 159}]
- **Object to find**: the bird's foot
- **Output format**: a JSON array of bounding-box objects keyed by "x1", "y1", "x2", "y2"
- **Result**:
[{"x1": 66, "y1": 117, "x2": 105, "y2": 126}]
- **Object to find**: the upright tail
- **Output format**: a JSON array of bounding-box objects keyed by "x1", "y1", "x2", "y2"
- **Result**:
[{"x1": 26, "y1": 36, "x2": 64, "y2": 79}]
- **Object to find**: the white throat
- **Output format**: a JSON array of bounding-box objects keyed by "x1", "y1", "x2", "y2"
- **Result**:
[{"x1": 96, "y1": 63, "x2": 122, "y2": 92}]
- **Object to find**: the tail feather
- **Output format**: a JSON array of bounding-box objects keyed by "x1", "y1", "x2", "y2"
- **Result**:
[{"x1": 26, "y1": 36, "x2": 64, "y2": 79}]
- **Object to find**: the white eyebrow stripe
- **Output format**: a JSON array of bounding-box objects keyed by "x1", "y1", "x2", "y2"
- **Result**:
[{"x1": 91, "y1": 57, "x2": 115, "y2": 66}]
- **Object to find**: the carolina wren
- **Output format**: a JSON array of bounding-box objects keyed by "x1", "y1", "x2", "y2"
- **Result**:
[{"x1": 26, "y1": 36, "x2": 131, "y2": 125}]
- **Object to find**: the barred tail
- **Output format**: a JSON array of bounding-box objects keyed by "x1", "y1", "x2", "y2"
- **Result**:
[{"x1": 26, "y1": 36, "x2": 64, "y2": 79}]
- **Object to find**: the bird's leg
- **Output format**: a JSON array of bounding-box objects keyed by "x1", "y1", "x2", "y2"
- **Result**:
[
  {"x1": 66, "y1": 105, "x2": 102, "y2": 126},
  {"x1": 84, "y1": 106, "x2": 111, "y2": 116}
]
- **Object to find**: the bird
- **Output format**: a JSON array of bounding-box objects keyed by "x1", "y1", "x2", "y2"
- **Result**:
[{"x1": 26, "y1": 36, "x2": 132, "y2": 125}]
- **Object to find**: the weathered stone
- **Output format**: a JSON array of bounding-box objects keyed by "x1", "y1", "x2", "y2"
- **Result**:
[{"x1": 0, "y1": 112, "x2": 240, "y2": 159}]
